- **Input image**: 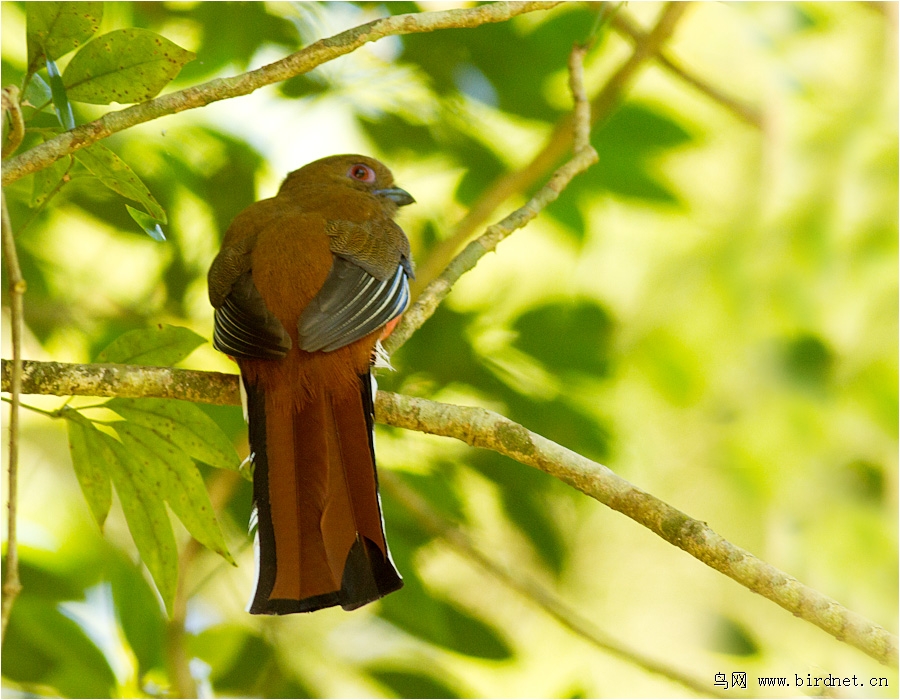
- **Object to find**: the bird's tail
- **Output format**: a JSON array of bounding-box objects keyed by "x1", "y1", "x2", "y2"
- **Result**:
[{"x1": 245, "y1": 371, "x2": 402, "y2": 614}]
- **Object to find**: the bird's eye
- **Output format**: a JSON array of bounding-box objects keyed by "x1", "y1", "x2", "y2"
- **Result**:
[{"x1": 348, "y1": 164, "x2": 376, "y2": 183}]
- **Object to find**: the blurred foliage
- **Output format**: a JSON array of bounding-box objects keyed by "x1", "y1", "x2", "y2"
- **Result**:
[{"x1": 2, "y1": 1, "x2": 897, "y2": 698}]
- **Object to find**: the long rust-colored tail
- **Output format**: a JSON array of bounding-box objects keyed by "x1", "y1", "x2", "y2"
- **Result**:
[{"x1": 245, "y1": 372, "x2": 402, "y2": 614}]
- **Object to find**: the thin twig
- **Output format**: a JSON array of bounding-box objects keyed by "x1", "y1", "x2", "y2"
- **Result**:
[
  {"x1": 380, "y1": 473, "x2": 734, "y2": 698},
  {"x1": 2, "y1": 87, "x2": 25, "y2": 159},
  {"x1": 411, "y1": 2, "x2": 689, "y2": 294},
  {"x1": 0, "y1": 191, "x2": 25, "y2": 640},
  {"x1": 609, "y1": 11, "x2": 763, "y2": 129},
  {"x1": 1, "y1": 1, "x2": 562, "y2": 185},
  {"x1": 1, "y1": 359, "x2": 895, "y2": 668},
  {"x1": 385, "y1": 41, "x2": 600, "y2": 353}
]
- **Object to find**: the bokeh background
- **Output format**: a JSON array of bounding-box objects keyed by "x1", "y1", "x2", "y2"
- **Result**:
[{"x1": 2, "y1": 2, "x2": 897, "y2": 697}]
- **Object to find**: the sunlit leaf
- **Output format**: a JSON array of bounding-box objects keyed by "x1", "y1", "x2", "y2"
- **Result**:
[
  {"x1": 63, "y1": 28, "x2": 195, "y2": 105},
  {"x1": 31, "y1": 153, "x2": 71, "y2": 208},
  {"x1": 73, "y1": 142, "x2": 167, "y2": 221},
  {"x1": 92, "y1": 424, "x2": 179, "y2": 615},
  {"x1": 26, "y1": 2, "x2": 103, "y2": 72},
  {"x1": 107, "y1": 397, "x2": 241, "y2": 471},
  {"x1": 113, "y1": 421, "x2": 235, "y2": 564},
  {"x1": 64, "y1": 412, "x2": 112, "y2": 529},
  {"x1": 95, "y1": 325, "x2": 205, "y2": 366}
]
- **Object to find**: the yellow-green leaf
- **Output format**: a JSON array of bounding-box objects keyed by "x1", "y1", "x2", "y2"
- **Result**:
[
  {"x1": 114, "y1": 422, "x2": 235, "y2": 565},
  {"x1": 106, "y1": 398, "x2": 241, "y2": 472},
  {"x1": 95, "y1": 425, "x2": 178, "y2": 615},
  {"x1": 63, "y1": 28, "x2": 195, "y2": 105},
  {"x1": 32, "y1": 154, "x2": 71, "y2": 208},
  {"x1": 73, "y1": 142, "x2": 166, "y2": 222},
  {"x1": 26, "y1": 2, "x2": 103, "y2": 72},
  {"x1": 64, "y1": 412, "x2": 112, "y2": 529},
  {"x1": 95, "y1": 325, "x2": 204, "y2": 366}
]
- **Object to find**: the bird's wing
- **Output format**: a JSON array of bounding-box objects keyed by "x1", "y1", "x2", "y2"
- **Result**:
[
  {"x1": 297, "y1": 255, "x2": 411, "y2": 353},
  {"x1": 213, "y1": 269, "x2": 292, "y2": 360}
]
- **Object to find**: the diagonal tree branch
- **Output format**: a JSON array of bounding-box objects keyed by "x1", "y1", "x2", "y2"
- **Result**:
[
  {"x1": 376, "y1": 391, "x2": 899, "y2": 668},
  {"x1": 385, "y1": 41, "x2": 598, "y2": 353},
  {"x1": 2, "y1": 358, "x2": 896, "y2": 668},
  {"x1": 1, "y1": 1, "x2": 561, "y2": 185},
  {"x1": 380, "y1": 473, "x2": 731, "y2": 698},
  {"x1": 411, "y1": 2, "x2": 690, "y2": 294}
]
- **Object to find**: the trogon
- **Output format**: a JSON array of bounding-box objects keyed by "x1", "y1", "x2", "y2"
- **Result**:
[{"x1": 208, "y1": 154, "x2": 413, "y2": 613}]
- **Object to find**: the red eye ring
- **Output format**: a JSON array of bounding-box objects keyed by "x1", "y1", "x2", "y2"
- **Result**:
[{"x1": 348, "y1": 164, "x2": 376, "y2": 183}]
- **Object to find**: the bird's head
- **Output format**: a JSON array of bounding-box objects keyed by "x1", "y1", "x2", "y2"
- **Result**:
[{"x1": 280, "y1": 154, "x2": 415, "y2": 212}]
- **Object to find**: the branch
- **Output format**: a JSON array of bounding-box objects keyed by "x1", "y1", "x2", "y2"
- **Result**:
[
  {"x1": 609, "y1": 11, "x2": 763, "y2": 129},
  {"x1": 411, "y1": 2, "x2": 690, "y2": 293},
  {"x1": 0, "y1": 1, "x2": 561, "y2": 185},
  {"x1": 385, "y1": 42, "x2": 599, "y2": 353},
  {"x1": 1, "y1": 359, "x2": 240, "y2": 406},
  {"x1": 2, "y1": 87, "x2": 25, "y2": 159},
  {"x1": 375, "y1": 392, "x2": 898, "y2": 667},
  {"x1": 1, "y1": 191, "x2": 25, "y2": 640},
  {"x1": 2, "y1": 359, "x2": 896, "y2": 667},
  {"x1": 380, "y1": 473, "x2": 729, "y2": 698}
]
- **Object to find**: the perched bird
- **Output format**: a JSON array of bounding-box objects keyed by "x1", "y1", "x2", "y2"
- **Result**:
[{"x1": 208, "y1": 154, "x2": 413, "y2": 614}]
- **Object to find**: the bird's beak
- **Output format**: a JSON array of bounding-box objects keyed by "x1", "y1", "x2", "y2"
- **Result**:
[{"x1": 374, "y1": 187, "x2": 415, "y2": 207}]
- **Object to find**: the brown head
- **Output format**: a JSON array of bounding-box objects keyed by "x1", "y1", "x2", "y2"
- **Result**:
[{"x1": 278, "y1": 154, "x2": 414, "y2": 218}]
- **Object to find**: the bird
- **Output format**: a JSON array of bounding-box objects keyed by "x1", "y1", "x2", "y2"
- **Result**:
[{"x1": 207, "y1": 154, "x2": 413, "y2": 614}]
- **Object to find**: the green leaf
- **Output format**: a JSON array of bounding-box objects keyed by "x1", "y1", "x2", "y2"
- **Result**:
[
  {"x1": 113, "y1": 421, "x2": 234, "y2": 564},
  {"x1": 470, "y1": 450, "x2": 570, "y2": 575},
  {"x1": 104, "y1": 551, "x2": 168, "y2": 677},
  {"x1": 91, "y1": 425, "x2": 179, "y2": 615},
  {"x1": 31, "y1": 154, "x2": 71, "y2": 208},
  {"x1": 73, "y1": 142, "x2": 166, "y2": 222},
  {"x1": 95, "y1": 325, "x2": 205, "y2": 366},
  {"x1": 511, "y1": 300, "x2": 615, "y2": 378},
  {"x1": 106, "y1": 397, "x2": 241, "y2": 471},
  {"x1": 64, "y1": 413, "x2": 112, "y2": 529},
  {"x1": 126, "y1": 204, "x2": 166, "y2": 241},
  {"x1": 26, "y1": 2, "x2": 103, "y2": 72},
  {"x1": 379, "y1": 589, "x2": 513, "y2": 660},
  {"x1": 46, "y1": 58, "x2": 75, "y2": 130},
  {"x1": 23, "y1": 72, "x2": 52, "y2": 107},
  {"x1": 779, "y1": 333, "x2": 834, "y2": 390},
  {"x1": 63, "y1": 28, "x2": 195, "y2": 105},
  {"x1": 709, "y1": 614, "x2": 761, "y2": 656},
  {"x1": 2, "y1": 596, "x2": 118, "y2": 698},
  {"x1": 369, "y1": 668, "x2": 461, "y2": 699}
]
